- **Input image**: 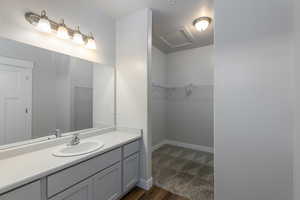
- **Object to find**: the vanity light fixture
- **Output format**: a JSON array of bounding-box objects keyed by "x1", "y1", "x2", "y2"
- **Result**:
[
  {"x1": 193, "y1": 17, "x2": 212, "y2": 32},
  {"x1": 85, "y1": 33, "x2": 96, "y2": 50},
  {"x1": 36, "y1": 10, "x2": 51, "y2": 33},
  {"x1": 57, "y1": 19, "x2": 70, "y2": 40},
  {"x1": 25, "y1": 10, "x2": 97, "y2": 50}
]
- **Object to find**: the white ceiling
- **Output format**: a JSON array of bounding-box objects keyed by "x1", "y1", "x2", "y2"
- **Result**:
[{"x1": 95, "y1": 0, "x2": 214, "y2": 53}]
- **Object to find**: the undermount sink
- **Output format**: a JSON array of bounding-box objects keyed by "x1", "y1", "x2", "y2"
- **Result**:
[{"x1": 52, "y1": 140, "x2": 104, "y2": 157}]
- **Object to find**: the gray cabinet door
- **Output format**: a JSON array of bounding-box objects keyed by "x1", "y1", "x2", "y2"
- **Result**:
[
  {"x1": 49, "y1": 178, "x2": 93, "y2": 200},
  {"x1": 93, "y1": 162, "x2": 122, "y2": 200},
  {"x1": 0, "y1": 181, "x2": 41, "y2": 200},
  {"x1": 123, "y1": 153, "x2": 139, "y2": 193}
]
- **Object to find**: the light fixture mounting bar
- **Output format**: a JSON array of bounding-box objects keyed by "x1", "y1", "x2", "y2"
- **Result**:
[{"x1": 25, "y1": 11, "x2": 90, "y2": 41}]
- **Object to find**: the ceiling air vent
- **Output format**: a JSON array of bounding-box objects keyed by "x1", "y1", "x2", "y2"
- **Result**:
[{"x1": 159, "y1": 28, "x2": 194, "y2": 49}]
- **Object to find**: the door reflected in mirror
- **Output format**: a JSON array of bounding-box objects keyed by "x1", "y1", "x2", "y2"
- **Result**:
[{"x1": 0, "y1": 37, "x2": 115, "y2": 147}]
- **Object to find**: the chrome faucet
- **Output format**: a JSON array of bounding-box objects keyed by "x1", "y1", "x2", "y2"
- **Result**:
[
  {"x1": 69, "y1": 133, "x2": 80, "y2": 146},
  {"x1": 52, "y1": 129, "x2": 61, "y2": 138}
]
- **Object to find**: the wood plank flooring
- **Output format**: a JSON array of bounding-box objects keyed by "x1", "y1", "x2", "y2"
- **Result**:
[{"x1": 121, "y1": 186, "x2": 189, "y2": 200}]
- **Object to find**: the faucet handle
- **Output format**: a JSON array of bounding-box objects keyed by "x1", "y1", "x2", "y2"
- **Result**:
[
  {"x1": 70, "y1": 133, "x2": 80, "y2": 146},
  {"x1": 73, "y1": 133, "x2": 79, "y2": 137},
  {"x1": 55, "y1": 129, "x2": 61, "y2": 137},
  {"x1": 51, "y1": 129, "x2": 61, "y2": 138}
]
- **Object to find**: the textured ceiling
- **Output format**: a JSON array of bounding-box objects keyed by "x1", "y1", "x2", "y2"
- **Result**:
[{"x1": 95, "y1": 0, "x2": 214, "y2": 53}]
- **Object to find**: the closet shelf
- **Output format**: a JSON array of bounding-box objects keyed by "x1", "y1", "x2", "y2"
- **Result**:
[{"x1": 151, "y1": 82, "x2": 212, "y2": 89}]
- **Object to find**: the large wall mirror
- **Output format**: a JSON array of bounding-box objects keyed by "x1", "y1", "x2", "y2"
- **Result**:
[{"x1": 0, "y1": 37, "x2": 115, "y2": 147}]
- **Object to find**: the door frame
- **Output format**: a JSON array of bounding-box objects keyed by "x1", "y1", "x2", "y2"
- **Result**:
[{"x1": 0, "y1": 56, "x2": 33, "y2": 145}]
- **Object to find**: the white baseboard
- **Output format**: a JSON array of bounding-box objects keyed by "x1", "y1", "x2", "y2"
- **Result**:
[
  {"x1": 137, "y1": 177, "x2": 153, "y2": 190},
  {"x1": 152, "y1": 140, "x2": 214, "y2": 154},
  {"x1": 152, "y1": 141, "x2": 168, "y2": 152}
]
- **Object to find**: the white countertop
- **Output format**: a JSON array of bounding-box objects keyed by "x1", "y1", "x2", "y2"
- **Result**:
[{"x1": 0, "y1": 131, "x2": 141, "y2": 195}]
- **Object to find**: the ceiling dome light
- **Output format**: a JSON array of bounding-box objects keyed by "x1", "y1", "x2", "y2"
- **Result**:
[
  {"x1": 72, "y1": 26, "x2": 84, "y2": 45},
  {"x1": 57, "y1": 19, "x2": 70, "y2": 39},
  {"x1": 85, "y1": 33, "x2": 96, "y2": 50},
  {"x1": 36, "y1": 10, "x2": 51, "y2": 33},
  {"x1": 193, "y1": 17, "x2": 212, "y2": 32}
]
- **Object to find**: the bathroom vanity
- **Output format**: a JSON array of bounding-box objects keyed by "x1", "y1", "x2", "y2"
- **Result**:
[{"x1": 0, "y1": 130, "x2": 141, "y2": 200}]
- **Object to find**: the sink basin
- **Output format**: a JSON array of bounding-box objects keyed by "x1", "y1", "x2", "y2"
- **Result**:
[{"x1": 52, "y1": 140, "x2": 104, "y2": 157}]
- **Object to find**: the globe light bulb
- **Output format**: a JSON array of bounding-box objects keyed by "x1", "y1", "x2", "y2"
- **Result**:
[
  {"x1": 37, "y1": 10, "x2": 51, "y2": 33},
  {"x1": 195, "y1": 20, "x2": 209, "y2": 31},
  {"x1": 72, "y1": 27, "x2": 84, "y2": 45},
  {"x1": 57, "y1": 20, "x2": 70, "y2": 39},
  {"x1": 85, "y1": 33, "x2": 96, "y2": 49},
  {"x1": 193, "y1": 17, "x2": 212, "y2": 32}
]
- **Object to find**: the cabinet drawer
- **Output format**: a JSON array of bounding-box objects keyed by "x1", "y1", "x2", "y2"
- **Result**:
[
  {"x1": 47, "y1": 148, "x2": 121, "y2": 197},
  {"x1": 0, "y1": 181, "x2": 41, "y2": 200},
  {"x1": 123, "y1": 140, "x2": 140, "y2": 158},
  {"x1": 49, "y1": 178, "x2": 93, "y2": 200}
]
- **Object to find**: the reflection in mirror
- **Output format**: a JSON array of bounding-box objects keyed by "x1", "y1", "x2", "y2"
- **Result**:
[{"x1": 0, "y1": 37, "x2": 114, "y2": 147}]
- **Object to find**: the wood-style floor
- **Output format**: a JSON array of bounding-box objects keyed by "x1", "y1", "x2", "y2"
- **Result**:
[{"x1": 121, "y1": 186, "x2": 189, "y2": 200}]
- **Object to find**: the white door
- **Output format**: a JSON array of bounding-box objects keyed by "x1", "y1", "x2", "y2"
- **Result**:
[{"x1": 0, "y1": 56, "x2": 32, "y2": 145}]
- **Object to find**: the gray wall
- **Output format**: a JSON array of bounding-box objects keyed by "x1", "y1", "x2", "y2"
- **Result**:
[
  {"x1": 294, "y1": 0, "x2": 300, "y2": 199},
  {"x1": 166, "y1": 46, "x2": 214, "y2": 148},
  {"x1": 151, "y1": 46, "x2": 214, "y2": 148},
  {"x1": 151, "y1": 47, "x2": 167, "y2": 146},
  {"x1": 215, "y1": 0, "x2": 294, "y2": 199},
  {"x1": 116, "y1": 8, "x2": 152, "y2": 185}
]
